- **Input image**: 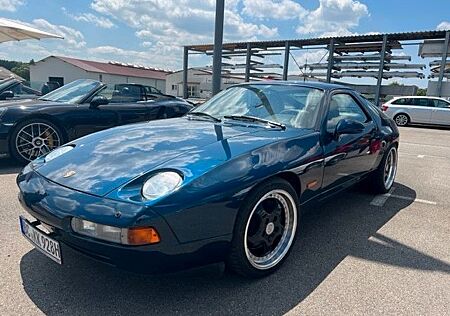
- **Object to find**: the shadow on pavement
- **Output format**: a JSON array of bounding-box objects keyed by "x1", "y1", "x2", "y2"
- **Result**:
[
  {"x1": 19, "y1": 183, "x2": 448, "y2": 315},
  {"x1": 0, "y1": 158, "x2": 22, "y2": 175}
]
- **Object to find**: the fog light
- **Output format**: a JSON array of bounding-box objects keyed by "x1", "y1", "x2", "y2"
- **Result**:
[{"x1": 71, "y1": 218, "x2": 160, "y2": 245}]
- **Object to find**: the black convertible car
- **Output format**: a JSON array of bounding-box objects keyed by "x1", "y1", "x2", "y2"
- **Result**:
[{"x1": 0, "y1": 79, "x2": 193, "y2": 163}]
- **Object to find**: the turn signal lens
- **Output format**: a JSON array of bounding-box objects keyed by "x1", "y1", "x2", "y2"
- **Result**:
[
  {"x1": 71, "y1": 218, "x2": 160, "y2": 246},
  {"x1": 127, "y1": 227, "x2": 160, "y2": 245}
]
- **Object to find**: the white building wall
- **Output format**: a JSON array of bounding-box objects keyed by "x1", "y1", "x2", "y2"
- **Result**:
[
  {"x1": 30, "y1": 57, "x2": 96, "y2": 90},
  {"x1": 165, "y1": 69, "x2": 244, "y2": 98},
  {"x1": 30, "y1": 56, "x2": 166, "y2": 93}
]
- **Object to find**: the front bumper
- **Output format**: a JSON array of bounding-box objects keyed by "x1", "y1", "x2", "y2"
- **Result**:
[{"x1": 17, "y1": 170, "x2": 229, "y2": 273}]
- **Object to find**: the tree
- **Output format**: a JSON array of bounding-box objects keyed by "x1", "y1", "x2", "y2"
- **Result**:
[
  {"x1": 0, "y1": 59, "x2": 30, "y2": 81},
  {"x1": 417, "y1": 88, "x2": 427, "y2": 96}
]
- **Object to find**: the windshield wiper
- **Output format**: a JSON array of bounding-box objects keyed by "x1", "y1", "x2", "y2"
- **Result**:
[
  {"x1": 187, "y1": 111, "x2": 221, "y2": 122},
  {"x1": 224, "y1": 115, "x2": 286, "y2": 130}
]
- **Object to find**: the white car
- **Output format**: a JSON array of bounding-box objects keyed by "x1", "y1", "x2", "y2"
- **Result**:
[{"x1": 382, "y1": 96, "x2": 450, "y2": 126}]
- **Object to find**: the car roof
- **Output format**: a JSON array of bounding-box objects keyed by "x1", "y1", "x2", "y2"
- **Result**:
[
  {"x1": 391, "y1": 95, "x2": 448, "y2": 101},
  {"x1": 232, "y1": 80, "x2": 351, "y2": 91}
]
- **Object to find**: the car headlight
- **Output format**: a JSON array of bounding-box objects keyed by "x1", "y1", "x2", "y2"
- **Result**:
[
  {"x1": 71, "y1": 218, "x2": 160, "y2": 245},
  {"x1": 142, "y1": 171, "x2": 183, "y2": 200},
  {"x1": 44, "y1": 145, "x2": 74, "y2": 162}
]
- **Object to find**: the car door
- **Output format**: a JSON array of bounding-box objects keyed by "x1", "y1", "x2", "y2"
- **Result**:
[
  {"x1": 430, "y1": 99, "x2": 450, "y2": 125},
  {"x1": 100, "y1": 84, "x2": 151, "y2": 125},
  {"x1": 408, "y1": 98, "x2": 433, "y2": 124},
  {"x1": 321, "y1": 91, "x2": 378, "y2": 191},
  {"x1": 72, "y1": 84, "x2": 151, "y2": 138}
]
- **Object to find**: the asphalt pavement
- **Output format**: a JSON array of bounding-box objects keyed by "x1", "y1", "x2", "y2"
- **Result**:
[{"x1": 0, "y1": 126, "x2": 449, "y2": 315}]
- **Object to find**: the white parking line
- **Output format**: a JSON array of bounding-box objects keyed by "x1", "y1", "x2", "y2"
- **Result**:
[
  {"x1": 370, "y1": 187, "x2": 396, "y2": 207},
  {"x1": 399, "y1": 152, "x2": 448, "y2": 160},
  {"x1": 389, "y1": 194, "x2": 437, "y2": 205},
  {"x1": 370, "y1": 187, "x2": 437, "y2": 207}
]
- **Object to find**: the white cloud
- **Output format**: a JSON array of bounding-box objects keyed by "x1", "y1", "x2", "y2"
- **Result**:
[
  {"x1": 437, "y1": 21, "x2": 450, "y2": 31},
  {"x1": 90, "y1": 0, "x2": 278, "y2": 68},
  {"x1": 62, "y1": 8, "x2": 115, "y2": 29},
  {"x1": 296, "y1": 0, "x2": 369, "y2": 36},
  {"x1": 31, "y1": 18, "x2": 86, "y2": 49},
  {"x1": 0, "y1": 0, "x2": 24, "y2": 12},
  {"x1": 242, "y1": 0, "x2": 307, "y2": 20}
]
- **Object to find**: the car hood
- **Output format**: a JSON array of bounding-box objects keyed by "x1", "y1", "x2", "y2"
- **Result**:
[{"x1": 35, "y1": 117, "x2": 279, "y2": 197}]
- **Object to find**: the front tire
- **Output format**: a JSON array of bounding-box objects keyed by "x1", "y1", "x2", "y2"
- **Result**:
[
  {"x1": 9, "y1": 119, "x2": 64, "y2": 164},
  {"x1": 227, "y1": 178, "x2": 299, "y2": 278}
]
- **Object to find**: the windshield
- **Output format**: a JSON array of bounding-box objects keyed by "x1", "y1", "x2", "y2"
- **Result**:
[
  {"x1": 39, "y1": 79, "x2": 102, "y2": 103},
  {"x1": 0, "y1": 78, "x2": 16, "y2": 92},
  {"x1": 192, "y1": 84, "x2": 324, "y2": 128}
]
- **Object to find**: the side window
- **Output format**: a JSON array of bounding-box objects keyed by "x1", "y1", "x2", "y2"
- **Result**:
[
  {"x1": 391, "y1": 98, "x2": 405, "y2": 105},
  {"x1": 10, "y1": 83, "x2": 23, "y2": 94},
  {"x1": 327, "y1": 93, "x2": 369, "y2": 130},
  {"x1": 411, "y1": 98, "x2": 431, "y2": 107},
  {"x1": 436, "y1": 100, "x2": 450, "y2": 108},
  {"x1": 105, "y1": 84, "x2": 143, "y2": 103}
]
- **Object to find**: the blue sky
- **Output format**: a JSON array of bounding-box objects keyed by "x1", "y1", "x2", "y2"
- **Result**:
[{"x1": 1, "y1": 0, "x2": 449, "y2": 86}]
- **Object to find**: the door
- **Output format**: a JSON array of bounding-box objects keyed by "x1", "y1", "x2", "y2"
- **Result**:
[
  {"x1": 430, "y1": 99, "x2": 450, "y2": 125},
  {"x1": 72, "y1": 84, "x2": 151, "y2": 138},
  {"x1": 321, "y1": 92, "x2": 378, "y2": 191},
  {"x1": 406, "y1": 98, "x2": 433, "y2": 124}
]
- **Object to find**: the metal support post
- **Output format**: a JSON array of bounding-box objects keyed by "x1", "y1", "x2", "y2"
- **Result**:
[{"x1": 374, "y1": 34, "x2": 388, "y2": 106}]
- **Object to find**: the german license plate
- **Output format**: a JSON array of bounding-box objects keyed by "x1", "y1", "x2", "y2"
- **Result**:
[{"x1": 19, "y1": 216, "x2": 62, "y2": 264}]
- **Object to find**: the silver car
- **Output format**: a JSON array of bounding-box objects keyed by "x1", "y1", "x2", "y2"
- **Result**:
[{"x1": 382, "y1": 96, "x2": 450, "y2": 126}]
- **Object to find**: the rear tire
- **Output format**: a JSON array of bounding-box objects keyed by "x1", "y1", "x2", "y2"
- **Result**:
[
  {"x1": 394, "y1": 113, "x2": 409, "y2": 126},
  {"x1": 369, "y1": 145, "x2": 398, "y2": 194},
  {"x1": 9, "y1": 119, "x2": 64, "y2": 164},
  {"x1": 227, "y1": 178, "x2": 299, "y2": 278}
]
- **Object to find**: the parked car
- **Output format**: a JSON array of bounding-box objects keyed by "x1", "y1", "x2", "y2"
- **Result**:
[
  {"x1": 382, "y1": 96, "x2": 450, "y2": 126},
  {"x1": 17, "y1": 82, "x2": 399, "y2": 277},
  {"x1": 0, "y1": 77, "x2": 41, "y2": 101},
  {"x1": 0, "y1": 79, "x2": 193, "y2": 162}
]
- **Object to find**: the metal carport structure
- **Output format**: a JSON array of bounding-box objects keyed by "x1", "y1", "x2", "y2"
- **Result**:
[{"x1": 182, "y1": 30, "x2": 450, "y2": 104}]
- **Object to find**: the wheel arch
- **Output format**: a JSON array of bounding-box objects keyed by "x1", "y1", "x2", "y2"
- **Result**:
[{"x1": 9, "y1": 114, "x2": 69, "y2": 144}]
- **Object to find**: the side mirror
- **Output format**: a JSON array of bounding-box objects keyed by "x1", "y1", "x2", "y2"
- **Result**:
[
  {"x1": 90, "y1": 95, "x2": 109, "y2": 108},
  {"x1": 0, "y1": 90, "x2": 14, "y2": 100},
  {"x1": 335, "y1": 119, "x2": 365, "y2": 137}
]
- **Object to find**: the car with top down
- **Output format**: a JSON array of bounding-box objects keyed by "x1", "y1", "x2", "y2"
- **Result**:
[{"x1": 0, "y1": 79, "x2": 193, "y2": 163}]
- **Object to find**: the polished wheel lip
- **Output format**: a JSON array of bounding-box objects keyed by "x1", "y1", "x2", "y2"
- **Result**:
[
  {"x1": 244, "y1": 189, "x2": 297, "y2": 270},
  {"x1": 384, "y1": 147, "x2": 398, "y2": 190},
  {"x1": 395, "y1": 114, "x2": 408, "y2": 126},
  {"x1": 15, "y1": 122, "x2": 61, "y2": 162}
]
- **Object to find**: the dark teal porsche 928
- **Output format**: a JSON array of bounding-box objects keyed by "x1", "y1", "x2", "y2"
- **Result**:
[{"x1": 17, "y1": 82, "x2": 399, "y2": 278}]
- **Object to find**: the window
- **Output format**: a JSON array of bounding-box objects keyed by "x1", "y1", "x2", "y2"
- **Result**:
[
  {"x1": 391, "y1": 98, "x2": 412, "y2": 105},
  {"x1": 187, "y1": 85, "x2": 199, "y2": 98},
  {"x1": 98, "y1": 84, "x2": 143, "y2": 103},
  {"x1": 192, "y1": 85, "x2": 324, "y2": 129},
  {"x1": 48, "y1": 77, "x2": 64, "y2": 88},
  {"x1": 327, "y1": 93, "x2": 369, "y2": 130},
  {"x1": 171, "y1": 85, "x2": 178, "y2": 91},
  {"x1": 435, "y1": 100, "x2": 450, "y2": 109},
  {"x1": 411, "y1": 98, "x2": 433, "y2": 107}
]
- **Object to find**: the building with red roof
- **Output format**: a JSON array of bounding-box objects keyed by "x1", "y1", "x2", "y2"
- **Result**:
[{"x1": 30, "y1": 55, "x2": 172, "y2": 93}]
